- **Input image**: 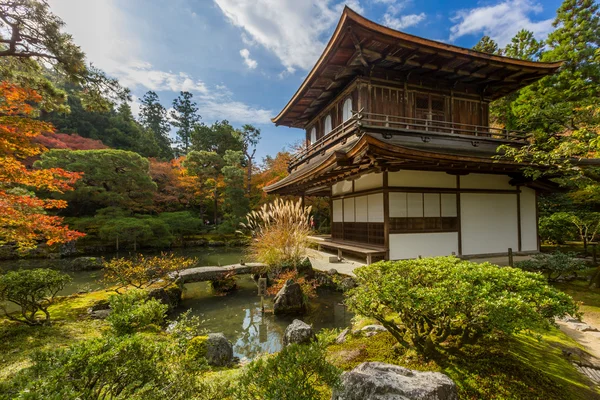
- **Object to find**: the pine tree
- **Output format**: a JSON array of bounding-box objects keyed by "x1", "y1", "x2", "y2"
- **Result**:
[
  {"x1": 170, "y1": 91, "x2": 201, "y2": 155},
  {"x1": 503, "y1": 29, "x2": 543, "y2": 60},
  {"x1": 139, "y1": 91, "x2": 173, "y2": 159},
  {"x1": 472, "y1": 36, "x2": 499, "y2": 54}
]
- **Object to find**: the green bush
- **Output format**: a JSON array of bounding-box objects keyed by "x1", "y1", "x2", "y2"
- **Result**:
[
  {"x1": 168, "y1": 309, "x2": 207, "y2": 350},
  {"x1": 232, "y1": 343, "x2": 341, "y2": 400},
  {"x1": 345, "y1": 257, "x2": 579, "y2": 357},
  {"x1": 106, "y1": 289, "x2": 167, "y2": 335},
  {"x1": 539, "y1": 213, "x2": 577, "y2": 244},
  {"x1": 0, "y1": 268, "x2": 71, "y2": 325},
  {"x1": 4, "y1": 334, "x2": 195, "y2": 400},
  {"x1": 515, "y1": 252, "x2": 588, "y2": 281}
]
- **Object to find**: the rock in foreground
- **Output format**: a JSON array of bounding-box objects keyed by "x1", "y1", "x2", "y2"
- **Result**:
[
  {"x1": 332, "y1": 362, "x2": 458, "y2": 400},
  {"x1": 273, "y1": 279, "x2": 306, "y2": 315},
  {"x1": 283, "y1": 319, "x2": 316, "y2": 346},
  {"x1": 206, "y1": 333, "x2": 233, "y2": 367}
]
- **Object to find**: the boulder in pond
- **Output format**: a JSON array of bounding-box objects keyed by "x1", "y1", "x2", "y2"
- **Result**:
[
  {"x1": 332, "y1": 362, "x2": 458, "y2": 400},
  {"x1": 283, "y1": 319, "x2": 317, "y2": 346},
  {"x1": 273, "y1": 279, "x2": 306, "y2": 315},
  {"x1": 66, "y1": 257, "x2": 103, "y2": 271},
  {"x1": 147, "y1": 284, "x2": 182, "y2": 312},
  {"x1": 206, "y1": 333, "x2": 233, "y2": 366},
  {"x1": 296, "y1": 257, "x2": 315, "y2": 279}
]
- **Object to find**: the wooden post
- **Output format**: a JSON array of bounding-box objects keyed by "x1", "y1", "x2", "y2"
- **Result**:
[
  {"x1": 383, "y1": 171, "x2": 390, "y2": 260},
  {"x1": 508, "y1": 248, "x2": 514, "y2": 267}
]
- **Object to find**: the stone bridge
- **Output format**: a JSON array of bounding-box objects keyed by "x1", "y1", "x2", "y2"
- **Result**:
[{"x1": 176, "y1": 263, "x2": 267, "y2": 283}]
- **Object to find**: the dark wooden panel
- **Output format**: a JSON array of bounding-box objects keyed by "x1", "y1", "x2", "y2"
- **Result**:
[
  {"x1": 331, "y1": 222, "x2": 384, "y2": 245},
  {"x1": 389, "y1": 217, "x2": 458, "y2": 233}
]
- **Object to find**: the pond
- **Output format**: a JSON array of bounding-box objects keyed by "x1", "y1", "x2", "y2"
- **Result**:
[
  {"x1": 180, "y1": 275, "x2": 352, "y2": 361},
  {"x1": 0, "y1": 247, "x2": 353, "y2": 359}
]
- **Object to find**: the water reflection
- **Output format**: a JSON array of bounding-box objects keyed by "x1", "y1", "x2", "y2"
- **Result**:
[{"x1": 178, "y1": 275, "x2": 353, "y2": 360}]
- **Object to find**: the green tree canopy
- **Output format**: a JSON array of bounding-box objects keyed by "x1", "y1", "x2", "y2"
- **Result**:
[
  {"x1": 170, "y1": 91, "x2": 201, "y2": 154},
  {"x1": 139, "y1": 91, "x2": 173, "y2": 159},
  {"x1": 35, "y1": 149, "x2": 157, "y2": 215},
  {"x1": 0, "y1": 0, "x2": 128, "y2": 110},
  {"x1": 472, "y1": 35, "x2": 499, "y2": 54}
]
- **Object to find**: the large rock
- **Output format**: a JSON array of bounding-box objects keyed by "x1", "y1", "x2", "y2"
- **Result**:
[
  {"x1": 332, "y1": 362, "x2": 458, "y2": 400},
  {"x1": 296, "y1": 257, "x2": 315, "y2": 279},
  {"x1": 147, "y1": 284, "x2": 183, "y2": 312},
  {"x1": 65, "y1": 257, "x2": 103, "y2": 271},
  {"x1": 273, "y1": 279, "x2": 306, "y2": 315},
  {"x1": 206, "y1": 333, "x2": 233, "y2": 366},
  {"x1": 283, "y1": 319, "x2": 317, "y2": 346}
]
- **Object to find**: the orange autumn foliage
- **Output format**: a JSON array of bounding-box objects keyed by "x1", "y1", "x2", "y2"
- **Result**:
[{"x1": 0, "y1": 82, "x2": 84, "y2": 251}]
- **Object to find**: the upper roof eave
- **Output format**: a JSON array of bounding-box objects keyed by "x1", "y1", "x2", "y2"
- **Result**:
[{"x1": 271, "y1": 6, "x2": 563, "y2": 127}]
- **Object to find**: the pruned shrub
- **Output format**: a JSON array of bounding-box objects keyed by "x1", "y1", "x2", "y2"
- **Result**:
[
  {"x1": 5, "y1": 334, "x2": 195, "y2": 400},
  {"x1": 106, "y1": 289, "x2": 167, "y2": 335},
  {"x1": 345, "y1": 257, "x2": 579, "y2": 357},
  {"x1": 515, "y1": 252, "x2": 588, "y2": 281},
  {"x1": 103, "y1": 253, "x2": 195, "y2": 293},
  {"x1": 0, "y1": 268, "x2": 71, "y2": 325},
  {"x1": 232, "y1": 342, "x2": 341, "y2": 400},
  {"x1": 240, "y1": 198, "x2": 313, "y2": 271}
]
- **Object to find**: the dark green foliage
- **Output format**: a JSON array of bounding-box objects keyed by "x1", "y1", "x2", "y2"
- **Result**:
[
  {"x1": 44, "y1": 94, "x2": 162, "y2": 157},
  {"x1": 232, "y1": 343, "x2": 341, "y2": 400},
  {"x1": 35, "y1": 149, "x2": 157, "y2": 215},
  {"x1": 190, "y1": 120, "x2": 242, "y2": 156},
  {"x1": 170, "y1": 91, "x2": 201, "y2": 154},
  {"x1": 106, "y1": 290, "x2": 167, "y2": 335},
  {"x1": 0, "y1": 269, "x2": 71, "y2": 325},
  {"x1": 472, "y1": 35, "x2": 499, "y2": 54},
  {"x1": 539, "y1": 213, "x2": 578, "y2": 244},
  {"x1": 516, "y1": 252, "x2": 588, "y2": 281},
  {"x1": 139, "y1": 91, "x2": 174, "y2": 159},
  {"x1": 158, "y1": 211, "x2": 203, "y2": 244},
  {"x1": 346, "y1": 257, "x2": 579, "y2": 357}
]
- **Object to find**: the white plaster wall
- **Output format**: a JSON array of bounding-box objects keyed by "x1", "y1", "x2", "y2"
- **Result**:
[
  {"x1": 355, "y1": 196, "x2": 369, "y2": 222},
  {"x1": 367, "y1": 193, "x2": 384, "y2": 222},
  {"x1": 520, "y1": 187, "x2": 538, "y2": 251},
  {"x1": 424, "y1": 194, "x2": 441, "y2": 217},
  {"x1": 461, "y1": 193, "x2": 519, "y2": 255},
  {"x1": 332, "y1": 180, "x2": 353, "y2": 195},
  {"x1": 390, "y1": 233, "x2": 458, "y2": 260},
  {"x1": 460, "y1": 174, "x2": 513, "y2": 190},
  {"x1": 389, "y1": 192, "x2": 407, "y2": 218},
  {"x1": 407, "y1": 193, "x2": 424, "y2": 217},
  {"x1": 332, "y1": 199, "x2": 343, "y2": 222},
  {"x1": 354, "y1": 173, "x2": 383, "y2": 191},
  {"x1": 344, "y1": 198, "x2": 355, "y2": 222},
  {"x1": 441, "y1": 194, "x2": 457, "y2": 217},
  {"x1": 389, "y1": 171, "x2": 456, "y2": 188}
]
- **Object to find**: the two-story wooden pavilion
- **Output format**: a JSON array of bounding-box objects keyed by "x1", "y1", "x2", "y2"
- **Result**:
[{"x1": 264, "y1": 7, "x2": 564, "y2": 262}]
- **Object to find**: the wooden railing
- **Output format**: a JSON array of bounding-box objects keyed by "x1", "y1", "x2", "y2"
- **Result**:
[{"x1": 288, "y1": 111, "x2": 529, "y2": 170}]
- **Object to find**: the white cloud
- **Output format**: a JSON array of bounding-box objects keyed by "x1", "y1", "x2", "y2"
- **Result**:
[
  {"x1": 239, "y1": 48, "x2": 258, "y2": 69},
  {"x1": 47, "y1": 0, "x2": 272, "y2": 125},
  {"x1": 449, "y1": 0, "x2": 553, "y2": 46},
  {"x1": 382, "y1": 12, "x2": 426, "y2": 30},
  {"x1": 214, "y1": 0, "x2": 364, "y2": 72}
]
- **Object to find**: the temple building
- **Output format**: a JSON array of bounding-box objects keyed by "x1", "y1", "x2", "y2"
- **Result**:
[{"x1": 264, "y1": 7, "x2": 564, "y2": 263}]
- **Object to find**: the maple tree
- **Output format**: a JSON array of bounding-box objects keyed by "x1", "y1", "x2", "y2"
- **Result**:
[
  {"x1": 0, "y1": 82, "x2": 84, "y2": 251},
  {"x1": 34, "y1": 132, "x2": 108, "y2": 151}
]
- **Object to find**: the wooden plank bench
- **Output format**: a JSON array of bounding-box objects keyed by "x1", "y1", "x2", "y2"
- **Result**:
[{"x1": 309, "y1": 237, "x2": 386, "y2": 265}]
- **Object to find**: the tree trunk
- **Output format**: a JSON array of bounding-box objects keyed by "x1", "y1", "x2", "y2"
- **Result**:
[
  {"x1": 246, "y1": 156, "x2": 252, "y2": 196},
  {"x1": 213, "y1": 189, "x2": 218, "y2": 226}
]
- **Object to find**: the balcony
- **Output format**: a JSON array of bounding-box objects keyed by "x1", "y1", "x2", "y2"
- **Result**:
[{"x1": 288, "y1": 111, "x2": 530, "y2": 171}]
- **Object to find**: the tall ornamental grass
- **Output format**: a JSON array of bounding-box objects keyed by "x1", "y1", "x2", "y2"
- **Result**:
[{"x1": 241, "y1": 199, "x2": 313, "y2": 270}]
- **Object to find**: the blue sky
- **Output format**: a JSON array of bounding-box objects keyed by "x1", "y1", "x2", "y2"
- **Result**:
[{"x1": 47, "y1": 0, "x2": 564, "y2": 164}]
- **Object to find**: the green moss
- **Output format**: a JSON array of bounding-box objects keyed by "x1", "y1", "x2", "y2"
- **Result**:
[
  {"x1": 326, "y1": 326, "x2": 599, "y2": 400},
  {"x1": 552, "y1": 276, "x2": 600, "y2": 327},
  {"x1": 186, "y1": 335, "x2": 209, "y2": 361}
]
